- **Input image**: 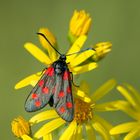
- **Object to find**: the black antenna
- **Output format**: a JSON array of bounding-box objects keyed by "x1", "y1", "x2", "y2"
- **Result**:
[
  {"x1": 66, "y1": 48, "x2": 95, "y2": 56},
  {"x1": 37, "y1": 33, "x2": 62, "y2": 55}
]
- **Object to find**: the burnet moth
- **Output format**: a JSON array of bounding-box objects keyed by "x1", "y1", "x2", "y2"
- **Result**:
[{"x1": 25, "y1": 33, "x2": 94, "y2": 122}]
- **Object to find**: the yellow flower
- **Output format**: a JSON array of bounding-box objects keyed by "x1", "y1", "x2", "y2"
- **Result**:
[
  {"x1": 15, "y1": 28, "x2": 97, "y2": 89},
  {"x1": 92, "y1": 42, "x2": 112, "y2": 61},
  {"x1": 29, "y1": 79, "x2": 120, "y2": 139},
  {"x1": 69, "y1": 10, "x2": 92, "y2": 43},
  {"x1": 11, "y1": 116, "x2": 32, "y2": 139},
  {"x1": 11, "y1": 116, "x2": 53, "y2": 140},
  {"x1": 110, "y1": 84, "x2": 140, "y2": 140}
]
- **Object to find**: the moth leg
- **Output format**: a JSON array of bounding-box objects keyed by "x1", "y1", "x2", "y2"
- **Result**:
[
  {"x1": 70, "y1": 72, "x2": 79, "y2": 87},
  {"x1": 36, "y1": 68, "x2": 47, "y2": 76}
]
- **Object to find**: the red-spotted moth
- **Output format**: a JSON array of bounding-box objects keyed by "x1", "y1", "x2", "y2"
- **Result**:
[{"x1": 25, "y1": 33, "x2": 94, "y2": 122}]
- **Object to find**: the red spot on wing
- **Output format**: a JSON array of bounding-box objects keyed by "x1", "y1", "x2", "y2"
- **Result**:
[
  {"x1": 58, "y1": 91, "x2": 65, "y2": 97},
  {"x1": 35, "y1": 101, "x2": 41, "y2": 107},
  {"x1": 42, "y1": 87, "x2": 49, "y2": 94},
  {"x1": 59, "y1": 106, "x2": 65, "y2": 113},
  {"x1": 63, "y1": 71, "x2": 70, "y2": 80},
  {"x1": 32, "y1": 93, "x2": 38, "y2": 99},
  {"x1": 45, "y1": 67, "x2": 54, "y2": 76},
  {"x1": 66, "y1": 102, "x2": 73, "y2": 108},
  {"x1": 38, "y1": 80, "x2": 44, "y2": 87},
  {"x1": 52, "y1": 86, "x2": 56, "y2": 94},
  {"x1": 67, "y1": 86, "x2": 71, "y2": 94}
]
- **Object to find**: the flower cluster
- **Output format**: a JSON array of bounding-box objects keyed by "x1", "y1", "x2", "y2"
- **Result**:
[{"x1": 12, "y1": 10, "x2": 139, "y2": 140}]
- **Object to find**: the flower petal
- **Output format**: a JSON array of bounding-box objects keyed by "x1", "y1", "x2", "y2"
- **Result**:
[
  {"x1": 94, "y1": 115, "x2": 113, "y2": 130},
  {"x1": 29, "y1": 110, "x2": 59, "y2": 125},
  {"x1": 94, "y1": 100, "x2": 126, "y2": 112},
  {"x1": 80, "y1": 81, "x2": 90, "y2": 95},
  {"x1": 91, "y1": 79, "x2": 116, "y2": 102},
  {"x1": 110, "y1": 122, "x2": 138, "y2": 135},
  {"x1": 125, "y1": 84, "x2": 140, "y2": 109},
  {"x1": 21, "y1": 135, "x2": 33, "y2": 140},
  {"x1": 59, "y1": 120, "x2": 77, "y2": 140},
  {"x1": 24, "y1": 43, "x2": 52, "y2": 65},
  {"x1": 15, "y1": 72, "x2": 41, "y2": 89},
  {"x1": 113, "y1": 101, "x2": 140, "y2": 120},
  {"x1": 117, "y1": 85, "x2": 140, "y2": 110},
  {"x1": 43, "y1": 133, "x2": 52, "y2": 140},
  {"x1": 124, "y1": 128, "x2": 140, "y2": 140},
  {"x1": 34, "y1": 118, "x2": 65, "y2": 139},
  {"x1": 74, "y1": 125, "x2": 82, "y2": 140},
  {"x1": 92, "y1": 120, "x2": 110, "y2": 140},
  {"x1": 74, "y1": 87, "x2": 91, "y2": 103},
  {"x1": 66, "y1": 35, "x2": 87, "y2": 63},
  {"x1": 38, "y1": 28, "x2": 58, "y2": 62},
  {"x1": 93, "y1": 115, "x2": 119, "y2": 140},
  {"x1": 70, "y1": 49, "x2": 95, "y2": 67},
  {"x1": 72, "y1": 62, "x2": 97, "y2": 75},
  {"x1": 85, "y1": 123, "x2": 96, "y2": 140}
]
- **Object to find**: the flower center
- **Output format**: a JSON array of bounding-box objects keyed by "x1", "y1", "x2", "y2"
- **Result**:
[{"x1": 74, "y1": 98, "x2": 93, "y2": 124}]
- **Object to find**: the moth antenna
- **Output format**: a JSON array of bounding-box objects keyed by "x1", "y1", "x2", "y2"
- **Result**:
[
  {"x1": 37, "y1": 32, "x2": 62, "y2": 55},
  {"x1": 66, "y1": 48, "x2": 95, "y2": 56}
]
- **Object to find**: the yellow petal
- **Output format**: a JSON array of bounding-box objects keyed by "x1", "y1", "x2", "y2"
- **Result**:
[
  {"x1": 34, "y1": 118, "x2": 65, "y2": 139},
  {"x1": 66, "y1": 35, "x2": 87, "y2": 63},
  {"x1": 70, "y1": 49, "x2": 95, "y2": 67},
  {"x1": 38, "y1": 28, "x2": 58, "y2": 62},
  {"x1": 91, "y1": 117, "x2": 111, "y2": 140},
  {"x1": 125, "y1": 83, "x2": 140, "y2": 110},
  {"x1": 81, "y1": 18, "x2": 92, "y2": 35},
  {"x1": 94, "y1": 100, "x2": 126, "y2": 112},
  {"x1": 74, "y1": 125, "x2": 82, "y2": 140},
  {"x1": 124, "y1": 128, "x2": 140, "y2": 140},
  {"x1": 117, "y1": 86, "x2": 138, "y2": 107},
  {"x1": 21, "y1": 135, "x2": 33, "y2": 140},
  {"x1": 85, "y1": 123, "x2": 96, "y2": 140},
  {"x1": 15, "y1": 72, "x2": 41, "y2": 89},
  {"x1": 29, "y1": 110, "x2": 59, "y2": 125},
  {"x1": 74, "y1": 87, "x2": 91, "y2": 103},
  {"x1": 80, "y1": 81, "x2": 90, "y2": 95},
  {"x1": 72, "y1": 62, "x2": 97, "y2": 75},
  {"x1": 43, "y1": 133, "x2": 52, "y2": 140},
  {"x1": 59, "y1": 120, "x2": 77, "y2": 140},
  {"x1": 110, "y1": 122, "x2": 138, "y2": 135},
  {"x1": 93, "y1": 115, "x2": 120, "y2": 140},
  {"x1": 24, "y1": 43, "x2": 52, "y2": 65},
  {"x1": 113, "y1": 101, "x2": 140, "y2": 120},
  {"x1": 94, "y1": 115, "x2": 113, "y2": 130},
  {"x1": 91, "y1": 79, "x2": 116, "y2": 102}
]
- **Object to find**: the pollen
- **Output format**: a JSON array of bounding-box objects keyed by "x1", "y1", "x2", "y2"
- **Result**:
[{"x1": 74, "y1": 98, "x2": 93, "y2": 124}]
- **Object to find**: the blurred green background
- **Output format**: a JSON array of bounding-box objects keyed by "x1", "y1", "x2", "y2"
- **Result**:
[{"x1": 0, "y1": 0, "x2": 140, "y2": 139}]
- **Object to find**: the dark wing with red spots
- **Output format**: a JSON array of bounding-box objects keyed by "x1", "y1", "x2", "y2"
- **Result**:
[
  {"x1": 53, "y1": 70, "x2": 74, "y2": 122},
  {"x1": 25, "y1": 67, "x2": 56, "y2": 112}
]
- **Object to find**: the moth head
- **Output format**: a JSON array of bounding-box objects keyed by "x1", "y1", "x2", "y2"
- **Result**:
[{"x1": 60, "y1": 54, "x2": 66, "y2": 61}]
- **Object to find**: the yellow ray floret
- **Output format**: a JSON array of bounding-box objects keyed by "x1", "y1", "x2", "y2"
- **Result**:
[
  {"x1": 34, "y1": 118, "x2": 65, "y2": 139},
  {"x1": 24, "y1": 43, "x2": 52, "y2": 65}
]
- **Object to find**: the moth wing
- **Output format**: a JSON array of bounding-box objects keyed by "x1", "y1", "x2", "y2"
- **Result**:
[
  {"x1": 53, "y1": 70, "x2": 74, "y2": 122},
  {"x1": 25, "y1": 67, "x2": 55, "y2": 112}
]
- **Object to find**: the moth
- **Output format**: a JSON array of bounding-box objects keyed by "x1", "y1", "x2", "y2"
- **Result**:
[{"x1": 25, "y1": 33, "x2": 94, "y2": 122}]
